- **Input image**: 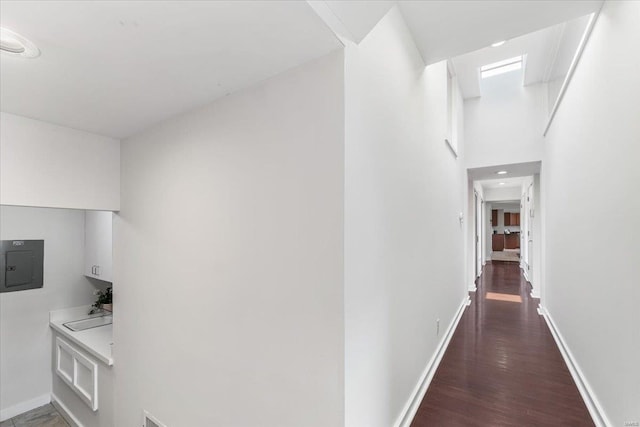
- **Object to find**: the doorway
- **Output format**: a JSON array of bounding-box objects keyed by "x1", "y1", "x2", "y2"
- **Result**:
[{"x1": 489, "y1": 200, "x2": 521, "y2": 263}]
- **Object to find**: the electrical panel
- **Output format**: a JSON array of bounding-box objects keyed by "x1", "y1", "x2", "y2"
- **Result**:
[{"x1": 0, "y1": 240, "x2": 44, "y2": 293}]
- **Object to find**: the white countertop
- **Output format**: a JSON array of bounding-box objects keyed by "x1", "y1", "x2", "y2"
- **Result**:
[{"x1": 50, "y1": 306, "x2": 114, "y2": 366}]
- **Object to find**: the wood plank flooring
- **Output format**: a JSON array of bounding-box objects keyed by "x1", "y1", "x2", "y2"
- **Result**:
[
  {"x1": 411, "y1": 261, "x2": 594, "y2": 426},
  {"x1": 1, "y1": 404, "x2": 68, "y2": 427}
]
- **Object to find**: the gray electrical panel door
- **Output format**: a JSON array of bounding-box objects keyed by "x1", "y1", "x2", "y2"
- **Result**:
[{"x1": 0, "y1": 240, "x2": 44, "y2": 293}]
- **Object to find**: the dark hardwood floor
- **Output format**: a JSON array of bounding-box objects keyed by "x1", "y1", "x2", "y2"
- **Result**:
[{"x1": 411, "y1": 261, "x2": 594, "y2": 426}]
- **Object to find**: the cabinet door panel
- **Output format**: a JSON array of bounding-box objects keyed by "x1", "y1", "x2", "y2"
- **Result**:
[
  {"x1": 55, "y1": 336, "x2": 99, "y2": 411},
  {"x1": 84, "y1": 212, "x2": 98, "y2": 278},
  {"x1": 85, "y1": 211, "x2": 113, "y2": 282},
  {"x1": 56, "y1": 339, "x2": 74, "y2": 384},
  {"x1": 74, "y1": 350, "x2": 98, "y2": 410}
]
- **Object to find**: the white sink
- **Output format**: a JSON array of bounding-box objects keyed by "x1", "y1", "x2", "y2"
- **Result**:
[{"x1": 64, "y1": 315, "x2": 113, "y2": 331}]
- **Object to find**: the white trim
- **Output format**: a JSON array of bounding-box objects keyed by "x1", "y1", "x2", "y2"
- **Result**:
[
  {"x1": 51, "y1": 394, "x2": 83, "y2": 427},
  {"x1": 0, "y1": 394, "x2": 51, "y2": 422},
  {"x1": 539, "y1": 308, "x2": 611, "y2": 427},
  {"x1": 530, "y1": 289, "x2": 540, "y2": 299},
  {"x1": 468, "y1": 283, "x2": 477, "y2": 292},
  {"x1": 393, "y1": 296, "x2": 470, "y2": 427}
]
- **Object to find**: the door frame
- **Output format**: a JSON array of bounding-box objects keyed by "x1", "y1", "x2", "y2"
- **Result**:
[{"x1": 474, "y1": 191, "x2": 483, "y2": 278}]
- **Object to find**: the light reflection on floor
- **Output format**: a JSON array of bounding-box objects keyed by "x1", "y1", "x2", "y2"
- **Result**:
[{"x1": 485, "y1": 292, "x2": 522, "y2": 303}]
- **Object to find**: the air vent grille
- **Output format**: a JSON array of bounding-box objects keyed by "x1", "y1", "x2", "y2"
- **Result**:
[{"x1": 143, "y1": 411, "x2": 167, "y2": 427}]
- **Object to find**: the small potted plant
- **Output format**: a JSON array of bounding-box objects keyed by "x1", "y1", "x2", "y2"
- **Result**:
[{"x1": 93, "y1": 287, "x2": 112, "y2": 312}]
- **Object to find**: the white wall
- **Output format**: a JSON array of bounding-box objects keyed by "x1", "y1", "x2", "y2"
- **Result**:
[
  {"x1": 0, "y1": 206, "x2": 97, "y2": 420},
  {"x1": 115, "y1": 51, "x2": 345, "y2": 427},
  {"x1": 464, "y1": 72, "x2": 546, "y2": 169},
  {"x1": 483, "y1": 186, "x2": 521, "y2": 202},
  {"x1": 344, "y1": 7, "x2": 467, "y2": 426},
  {"x1": 543, "y1": 1, "x2": 640, "y2": 425},
  {"x1": 0, "y1": 113, "x2": 120, "y2": 211}
]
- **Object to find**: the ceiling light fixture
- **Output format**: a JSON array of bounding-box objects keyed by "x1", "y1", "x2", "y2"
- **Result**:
[
  {"x1": 0, "y1": 28, "x2": 40, "y2": 58},
  {"x1": 491, "y1": 40, "x2": 506, "y2": 48},
  {"x1": 499, "y1": 182, "x2": 505, "y2": 186},
  {"x1": 497, "y1": 171, "x2": 508, "y2": 175}
]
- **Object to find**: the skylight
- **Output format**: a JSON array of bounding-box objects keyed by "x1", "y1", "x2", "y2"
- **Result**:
[{"x1": 480, "y1": 56, "x2": 523, "y2": 79}]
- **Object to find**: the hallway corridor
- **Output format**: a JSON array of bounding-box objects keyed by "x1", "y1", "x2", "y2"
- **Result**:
[{"x1": 411, "y1": 262, "x2": 593, "y2": 426}]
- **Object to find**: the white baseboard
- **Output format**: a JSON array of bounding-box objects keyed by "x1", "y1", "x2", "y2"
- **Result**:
[
  {"x1": 52, "y1": 394, "x2": 83, "y2": 427},
  {"x1": 393, "y1": 295, "x2": 470, "y2": 427},
  {"x1": 0, "y1": 393, "x2": 51, "y2": 421},
  {"x1": 468, "y1": 283, "x2": 477, "y2": 292},
  {"x1": 539, "y1": 308, "x2": 611, "y2": 427},
  {"x1": 530, "y1": 289, "x2": 540, "y2": 299}
]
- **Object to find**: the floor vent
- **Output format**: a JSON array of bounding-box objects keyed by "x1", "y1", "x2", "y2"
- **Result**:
[{"x1": 143, "y1": 411, "x2": 167, "y2": 427}]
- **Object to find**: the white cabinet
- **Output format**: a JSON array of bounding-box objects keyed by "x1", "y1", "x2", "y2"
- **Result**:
[
  {"x1": 55, "y1": 337, "x2": 99, "y2": 411},
  {"x1": 84, "y1": 211, "x2": 113, "y2": 282},
  {"x1": 51, "y1": 330, "x2": 114, "y2": 427}
]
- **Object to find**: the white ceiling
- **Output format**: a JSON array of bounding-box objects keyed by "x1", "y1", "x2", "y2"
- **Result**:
[
  {"x1": 322, "y1": 1, "x2": 395, "y2": 44},
  {"x1": 451, "y1": 26, "x2": 559, "y2": 99},
  {"x1": 472, "y1": 160, "x2": 538, "y2": 193},
  {"x1": 0, "y1": 1, "x2": 341, "y2": 138},
  {"x1": 398, "y1": 0, "x2": 603, "y2": 65},
  {"x1": 1, "y1": 1, "x2": 603, "y2": 139},
  {"x1": 308, "y1": 1, "x2": 601, "y2": 99},
  {"x1": 481, "y1": 176, "x2": 529, "y2": 190},
  {"x1": 451, "y1": 12, "x2": 594, "y2": 99}
]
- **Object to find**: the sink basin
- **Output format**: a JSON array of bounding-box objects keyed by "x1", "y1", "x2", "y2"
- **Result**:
[{"x1": 64, "y1": 315, "x2": 113, "y2": 331}]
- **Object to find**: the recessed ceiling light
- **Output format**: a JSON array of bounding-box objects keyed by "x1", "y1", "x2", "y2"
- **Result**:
[
  {"x1": 0, "y1": 28, "x2": 40, "y2": 58},
  {"x1": 497, "y1": 170, "x2": 508, "y2": 175},
  {"x1": 491, "y1": 40, "x2": 506, "y2": 48},
  {"x1": 499, "y1": 182, "x2": 505, "y2": 185}
]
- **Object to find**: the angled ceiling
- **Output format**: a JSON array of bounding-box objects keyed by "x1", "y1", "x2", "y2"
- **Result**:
[
  {"x1": 452, "y1": 12, "x2": 594, "y2": 99},
  {"x1": 398, "y1": 0, "x2": 603, "y2": 65},
  {"x1": 451, "y1": 25, "x2": 559, "y2": 99},
  {"x1": 0, "y1": 1, "x2": 341, "y2": 138},
  {"x1": 308, "y1": 1, "x2": 602, "y2": 99},
  {"x1": 322, "y1": 1, "x2": 395, "y2": 43},
  {"x1": 1, "y1": 1, "x2": 604, "y2": 138}
]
